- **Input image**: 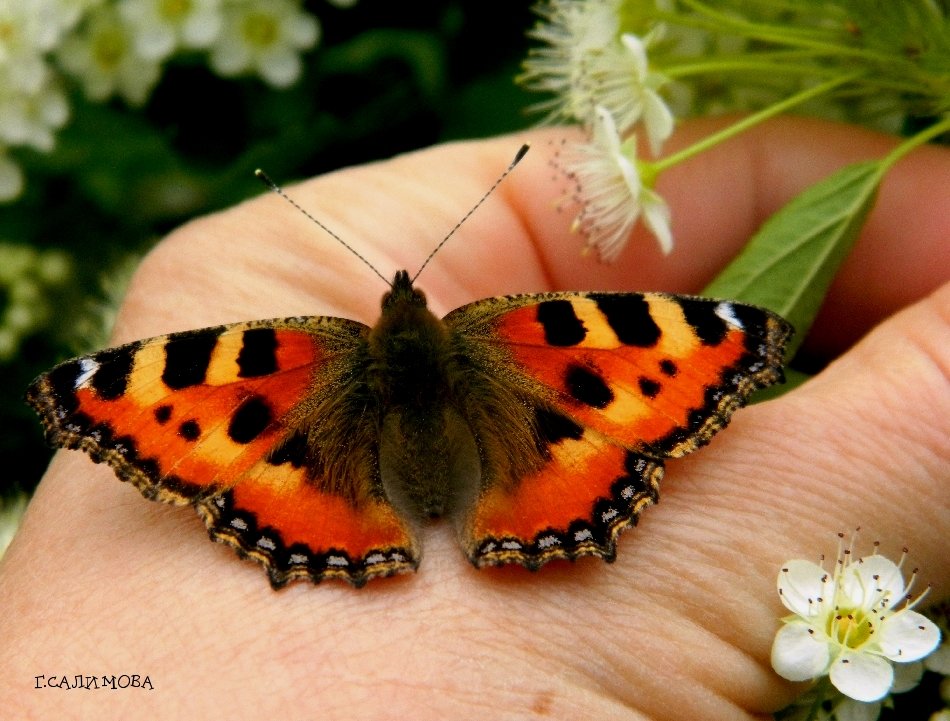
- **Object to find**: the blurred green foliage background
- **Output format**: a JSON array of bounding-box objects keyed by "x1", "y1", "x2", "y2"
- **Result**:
[{"x1": 3, "y1": 0, "x2": 536, "y2": 496}]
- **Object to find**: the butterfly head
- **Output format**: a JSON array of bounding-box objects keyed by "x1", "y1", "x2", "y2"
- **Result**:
[{"x1": 382, "y1": 270, "x2": 428, "y2": 311}]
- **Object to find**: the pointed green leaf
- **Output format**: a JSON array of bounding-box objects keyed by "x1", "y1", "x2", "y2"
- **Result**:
[{"x1": 703, "y1": 159, "x2": 886, "y2": 358}]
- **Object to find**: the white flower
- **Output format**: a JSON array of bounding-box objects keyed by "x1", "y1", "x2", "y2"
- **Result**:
[
  {"x1": 0, "y1": 243, "x2": 72, "y2": 357},
  {"x1": 0, "y1": 75, "x2": 70, "y2": 152},
  {"x1": 521, "y1": 0, "x2": 674, "y2": 153},
  {"x1": 616, "y1": 32, "x2": 673, "y2": 155},
  {"x1": 521, "y1": 0, "x2": 621, "y2": 124},
  {"x1": 926, "y1": 635, "x2": 950, "y2": 674},
  {"x1": 50, "y1": 0, "x2": 108, "y2": 37},
  {"x1": 119, "y1": 0, "x2": 222, "y2": 61},
  {"x1": 564, "y1": 105, "x2": 672, "y2": 261},
  {"x1": 56, "y1": 5, "x2": 162, "y2": 106},
  {"x1": 208, "y1": 0, "x2": 319, "y2": 88},
  {"x1": 0, "y1": 149, "x2": 24, "y2": 202},
  {"x1": 771, "y1": 538, "x2": 941, "y2": 704},
  {"x1": 0, "y1": 0, "x2": 62, "y2": 94}
]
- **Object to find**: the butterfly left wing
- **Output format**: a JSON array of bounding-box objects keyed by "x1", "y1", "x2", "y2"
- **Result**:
[
  {"x1": 444, "y1": 291, "x2": 792, "y2": 570},
  {"x1": 26, "y1": 318, "x2": 420, "y2": 588}
]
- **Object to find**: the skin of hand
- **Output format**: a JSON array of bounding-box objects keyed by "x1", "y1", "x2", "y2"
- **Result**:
[{"x1": 1, "y1": 117, "x2": 947, "y2": 720}]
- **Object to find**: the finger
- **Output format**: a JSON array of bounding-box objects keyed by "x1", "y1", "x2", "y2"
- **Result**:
[
  {"x1": 510, "y1": 118, "x2": 949, "y2": 358},
  {"x1": 677, "y1": 280, "x2": 950, "y2": 589},
  {"x1": 116, "y1": 122, "x2": 947, "y2": 352}
]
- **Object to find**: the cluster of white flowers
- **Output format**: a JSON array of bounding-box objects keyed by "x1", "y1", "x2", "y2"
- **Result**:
[
  {"x1": 522, "y1": 0, "x2": 950, "y2": 262},
  {"x1": 0, "y1": 241, "x2": 71, "y2": 361},
  {"x1": 771, "y1": 534, "x2": 941, "y2": 721},
  {"x1": 0, "y1": 0, "x2": 327, "y2": 202},
  {"x1": 522, "y1": 0, "x2": 674, "y2": 259}
]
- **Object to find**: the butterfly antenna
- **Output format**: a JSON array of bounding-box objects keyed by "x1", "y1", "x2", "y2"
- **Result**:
[
  {"x1": 254, "y1": 169, "x2": 390, "y2": 286},
  {"x1": 411, "y1": 143, "x2": 530, "y2": 283}
]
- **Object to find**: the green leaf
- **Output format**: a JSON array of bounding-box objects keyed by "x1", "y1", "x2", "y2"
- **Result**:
[{"x1": 703, "y1": 159, "x2": 886, "y2": 357}]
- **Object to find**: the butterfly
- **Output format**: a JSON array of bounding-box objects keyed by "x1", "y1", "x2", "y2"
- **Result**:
[{"x1": 26, "y1": 149, "x2": 793, "y2": 589}]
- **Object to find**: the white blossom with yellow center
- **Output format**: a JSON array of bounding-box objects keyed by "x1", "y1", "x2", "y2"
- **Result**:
[
  {"x1": 209, "y1": 0, "x2": 319, "y2": 88},
  {"x1": 119, "y1": 0, "x2": 223, "y2": 61},
  {"x1": 772, "y1": 542, "x2": 940, "y2": 703},
  {"x1": 57, "y1": 5, "x2": 161, "y2": 105}
]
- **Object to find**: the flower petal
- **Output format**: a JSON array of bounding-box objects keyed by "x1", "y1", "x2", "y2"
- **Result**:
[
  {"x1": 841, "y1": 555, "x2": 905, "y2": 610},
  {"x1": 284, "y1": 12, "x2": 320, "y2": 48},
  {"x1": 835, "y1": 696, "x2": 882, "y2": 721},
  {"x1": 620, "y1": 33, "x2": 648, "y2": 79},
  {"x1": 182, "y1": 12, "x2": 222, "y2": 48},
  {"x1": 771, "y1": 621, "x2": 831, "y2": 681},
  {"x1": 641, "y1": 188, "x2": 672, "y2": 255},
  {"x1": 134, "y1": 24, "x2": 176, "y2": 61},
  {"x1": 877, "y1": 609, "x2": 941, "y2": 662},
  {"x1": 258, "y1": 49, "x2": 302, "y2": 88},
  {"x1": 777, "y1": 559, "x2": 829, "y2": 616},
  {"x1": 0, "y1": 154, "x2": 25, "y2": 202},
  {"x1": 210, "y1": 38, "x2": 251, "y2": 75},
  {"x1": 642, "y1": 89, "x2": 674, "y2": 156},
  {"x1": 829, "y1": 650, "x2": 893, "y2": 702},
  {"x1": 593, "y1": 105, "x2": 623, "y2": 156}
]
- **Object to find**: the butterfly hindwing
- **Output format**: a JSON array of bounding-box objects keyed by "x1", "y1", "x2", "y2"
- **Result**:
[
  {"x1": 445, "y1": 290, "x2": 792, "y2": 569},
  {"x1": 26, "y1": 317, "x2": 421, "y2": 588},
  {"x1": 463, "y1": 412, "x2": 665, "y2": 568}
]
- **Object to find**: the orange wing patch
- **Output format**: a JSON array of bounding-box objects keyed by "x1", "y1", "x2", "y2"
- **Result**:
[
  {"x1": 199, "y1": 459, "x2": 419, "y2": 588},
  {"x1": 28, "y1": 323, "x2": 324, "y2": 501},
  {"x1": 465, "y1": 408, "x2": 662, "y2": 568},
  {"x1": 490, "y1": 292, "x2": 790, "y2": 456},
  {"x1": 27, "y1": 318, "x2": 420, "y2": 587}
]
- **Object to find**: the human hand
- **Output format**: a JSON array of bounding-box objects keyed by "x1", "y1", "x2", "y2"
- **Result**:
[{"x1": 2, "y1": 118, "x2": 947, "y2": 719}]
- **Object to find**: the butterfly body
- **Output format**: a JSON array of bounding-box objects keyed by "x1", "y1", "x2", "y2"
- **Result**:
[
  {"x1": 27, "y1": 270, "x2": 792, "y2": 588},
  {"x1": 369, "y1": 270, "x2": 482, "y2": 521}
]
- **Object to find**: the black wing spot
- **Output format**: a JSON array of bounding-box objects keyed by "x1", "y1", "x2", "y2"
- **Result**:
[
  {"x1": 154, "y1": 404, "x2": 173, "y2": 424},
  {"x1": 41, "y1": 362, "x2": 82, "y2": 415},
  {"x1": 162, "y1": 328, "x2": 221, "y2": 389},
  {"x1": 590, "y1": 293, "x2": 660, "y2": 347},
  {"x1": 179, "y1": 419, "x2": 201, "y2": 442},
  {"x1": 659, "y1": 359, "x2": 678, "y2": 377},
  {"x1": 267, "y1": 430, "x2": 308, "y2": 468},
  {"x1": 677, "y1": 298, "x2": 728, "y2": 345},
  {"x1": 238, "y1": 328, "x2": 279, "y2": 377},
  {"x1": 228, "y1": 396, "x2": 272, "y2": 444},
  {"x1": 638, "y1": 377, "x2": 661, "y2": 399},
  {"x1": 91, "y1": 345, "x2": 139, "y2": 400},
  {"x1": 565, "y1": 364, "x2": 614, "y2": 409},
  {"x1": 535, "y1": 407, "x2": 584, "y2": 448},
  {"x1": 536, "y1": 300, "x2": 586, "y2": 346}
]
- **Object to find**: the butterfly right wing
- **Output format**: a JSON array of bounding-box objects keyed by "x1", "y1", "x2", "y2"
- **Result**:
[
  {"x1": 445, "y1": 290, "x2": 791, "y2": 570},
  {"x1": 27, "y1": 316, "x2": 420, "y2": 588}
]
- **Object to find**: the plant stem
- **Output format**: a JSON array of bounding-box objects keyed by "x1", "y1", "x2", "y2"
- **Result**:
[
  {"x1": 663, "y1": 59, "x2": 839, "y2": 79},
  {"x1": 650, "y1": 72, "x2": 862, "y2": 174},
  {"x1": 802, "y1": 679, "x2": 828, "y2": 721},
  {"x1": 878, "y1": 114, "x2": 950, "y2": 174},
  {"x1": 672, "y1": 0, "x2": 900, "y2": 65}
]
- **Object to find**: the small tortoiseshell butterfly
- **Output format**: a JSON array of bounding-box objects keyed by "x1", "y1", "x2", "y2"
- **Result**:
[{"x1": 27, "y1": 147, "x2": 792, "y2": 588}]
